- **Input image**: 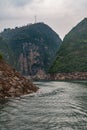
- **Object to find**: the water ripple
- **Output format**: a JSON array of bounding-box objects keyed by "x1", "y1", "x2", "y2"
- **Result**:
[{"x1": 0, "y1": 81, "x2": 87, "y2": 130}]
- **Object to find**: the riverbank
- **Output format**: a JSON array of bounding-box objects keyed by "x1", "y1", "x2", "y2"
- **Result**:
[
  {"x1": 47, "y1": 72, "x2": 87, "y2": 80},
  {"x1": 0, "y1": 60, "x2": 39, "y2": 98},
  {"x1": 27, "y1": 72, "x2": 87, "y2": 81}
]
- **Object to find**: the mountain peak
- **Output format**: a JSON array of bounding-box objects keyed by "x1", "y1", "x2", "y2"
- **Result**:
[
  {"x1": 77, "y1": 17, "x2": 87, "y2": 26},
  {"x1": 83, "y1": 17, "x2": 87, "y2": 21},
  {"x1": 49, "y1": 18, "x2": 87, "y2": 73},
  {"x1": 0, "y1": 23, "x2": 62, "y2": 76}
]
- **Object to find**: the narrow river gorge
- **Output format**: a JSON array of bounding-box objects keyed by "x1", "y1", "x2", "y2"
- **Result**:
[{"x1": 0, "y1": 81, "x2": 87, "y2": 130}]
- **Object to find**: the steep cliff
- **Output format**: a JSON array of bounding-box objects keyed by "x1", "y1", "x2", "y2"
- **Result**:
[{"x1": 0, "y1": 23, "x2": 62, "y2": 75}]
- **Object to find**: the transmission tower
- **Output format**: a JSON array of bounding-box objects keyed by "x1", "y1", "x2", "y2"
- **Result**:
[{"x1": 35, "y1": 15, "x2": 37, "y2": 23}]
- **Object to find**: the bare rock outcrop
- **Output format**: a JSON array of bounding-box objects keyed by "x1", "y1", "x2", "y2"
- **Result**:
[{"x1": 0, "y1": 60, "x2": 39, "y2": 98}]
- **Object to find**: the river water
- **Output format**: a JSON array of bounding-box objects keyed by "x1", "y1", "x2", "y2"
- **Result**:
[{"x1": 0, "y1": 81, "x2": 87, "y2": 130}]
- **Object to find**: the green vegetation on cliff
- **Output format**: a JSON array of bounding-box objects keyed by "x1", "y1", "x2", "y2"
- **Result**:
[
  {"x1": 0, "y1": 53, "x2": 3, "y2": 60},
  {"x1": 49, "y1": 18, "x2": 87, "y2": 73},
  {"x1": 0, "y1": 23, "x2": 62, "y2": 75}
]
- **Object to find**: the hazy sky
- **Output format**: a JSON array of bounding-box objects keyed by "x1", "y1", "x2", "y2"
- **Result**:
[{"x1": 0, "y1": 0, "x2": 87, "y2": 39}]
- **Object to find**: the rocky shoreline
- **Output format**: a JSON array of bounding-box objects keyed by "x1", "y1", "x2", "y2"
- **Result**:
[
  {"x1": 28, "y1": 72, "x2": 87, "y2": 81},
  {"x1": 47, "y1": 72, "x2": 87, "y2": 80},
  {"x1": 1, "y1": 58, "x2": 87, "y2": 98},
  {"x1": 0, "y1": 60, "x2": 39, "y2": 98}
]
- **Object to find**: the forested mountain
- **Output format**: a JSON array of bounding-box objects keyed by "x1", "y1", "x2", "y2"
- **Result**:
[
  {"x1": 0, "y1": 22, "x2": 62, "y2": 75},
  {"x1": 49, "y1": 18, "x2": 87, "y2": 73}
]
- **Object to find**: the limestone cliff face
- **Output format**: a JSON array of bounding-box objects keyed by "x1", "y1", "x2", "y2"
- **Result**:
[
  {"x1": 18, "y1": 43, "x2": 40, "y2": 75},
  {"x1": 0, "y1": 60, "x2": 38, "y2": 98},
  {"x1": 0, "y1": 23, "x2": 62, "y2": 76}
]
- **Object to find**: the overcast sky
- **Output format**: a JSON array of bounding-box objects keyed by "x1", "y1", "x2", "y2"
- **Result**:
[{"x1": 0, "y1": 0, "x2": 87, "y2": 39}]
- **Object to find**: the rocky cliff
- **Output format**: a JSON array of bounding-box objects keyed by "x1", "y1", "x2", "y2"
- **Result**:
[{"x1": 0, "y1": 59, "x2": 38, "y2": 98}]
